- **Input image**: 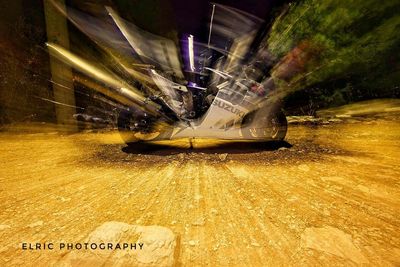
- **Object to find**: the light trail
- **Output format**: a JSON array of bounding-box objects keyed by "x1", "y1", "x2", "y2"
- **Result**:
[
  {"x1": 34, "y1": 96, "x2": 85, "y2": 110},
  {"x1": 188, "y1": 35, "x2": 195, "y2": 72},
  {"x1": 46, "y1": 43, "x2": 161, "y2": 115}
]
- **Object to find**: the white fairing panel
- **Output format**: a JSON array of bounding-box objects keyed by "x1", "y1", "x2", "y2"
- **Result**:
[
  {"x1": 172, "y1": 92, "x2": 249, "y2": 139},
  {"x1": 149, "y1": 70, "x2": 187, "y2": 116},
  {"x1": 106, "y1": 6, "x2": 184, "y2": 78}
]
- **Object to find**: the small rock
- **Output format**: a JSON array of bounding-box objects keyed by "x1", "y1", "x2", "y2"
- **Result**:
[
  {"x1": 194, "y1": 195, "x2": 203, "y2": 202},
  {"x1": 192, "y1": 217, "x2": 206, "y2": 226},
  {"x1": 28, "y1": 221, "x2": 43, "y2": 228},
  {"x1": 218, "y1": 153, "x2": 228, "y2": 161},
  {"x1": 278, "y1": 147, "x2": 288, "y2": 151},
  {"x1": 188, "y1": 240, "x2": 199, "y2": 246},
  {"x1": 298, "y1": 164, "x2": 310, "y2": 172},
  {"x1": 210, "y1": 208, "x2": 218, "y2": 215},
  {"x1": 59, "y1": 197, "x2": 71, "y2": 202},
  {"x1": 0, "y1": 246, "x2": 10, "y2": 253},
  {"x1": 323, "y1": 209, "x2": 331, "y2": 216},
  {"x1": 0, "y1": 225, "x2": 11, "y2": 230}
]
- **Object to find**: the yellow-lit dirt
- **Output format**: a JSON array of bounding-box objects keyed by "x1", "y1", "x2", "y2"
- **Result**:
[{"x1": 0, "y1": 120, "x2": 399, "y2": 266}]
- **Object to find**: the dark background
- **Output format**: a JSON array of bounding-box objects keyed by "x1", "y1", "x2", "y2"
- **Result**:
[
  {"x1": 0, "y1": 0, "x2": 398, "y2": 125},
  {"x1": 0, "y1": 0, "x2": 289, "y2": 125}
]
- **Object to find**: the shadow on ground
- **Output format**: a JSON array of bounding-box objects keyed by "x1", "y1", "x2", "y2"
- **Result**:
[{"x1": 121, "y1": 140, "x2": 293, "y2": 156}]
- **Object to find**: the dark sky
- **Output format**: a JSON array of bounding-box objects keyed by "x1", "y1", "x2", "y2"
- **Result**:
[
  {"x1": 102, "y1": 0, "x2": 292, "y2": 41},
  {"x1": 170, "y1": 0, "x2": 290, "y2": 41},
  {"x1": 65, "y1": 0, "x2": 291, "y2": 42}
]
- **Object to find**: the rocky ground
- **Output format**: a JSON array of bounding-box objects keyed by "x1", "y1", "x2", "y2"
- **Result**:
[{"x1": 0, "y1": 115, "x2": 399, "y2": 266}]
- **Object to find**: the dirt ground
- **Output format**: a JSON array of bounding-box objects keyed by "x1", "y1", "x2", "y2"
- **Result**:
[{"x1": 0, "y1": 118, "x2": 399, "y2": 266}]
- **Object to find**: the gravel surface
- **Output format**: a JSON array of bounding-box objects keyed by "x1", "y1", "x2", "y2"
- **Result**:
[{"x1": 0, "y1": 119, "x2": 399, "y2": 266}]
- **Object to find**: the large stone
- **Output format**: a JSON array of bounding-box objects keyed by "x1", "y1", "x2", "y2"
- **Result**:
[
  {"x1": 301, "y1": 226, "x2": 368, "y2": 264},
  {"x1": 58, "y1": 221, "x2": 177, "y2": 266}
]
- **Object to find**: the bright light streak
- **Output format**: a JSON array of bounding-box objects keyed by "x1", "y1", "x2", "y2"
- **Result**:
[
  {"x1": 46, "y1": 43, "x2": 132, "y2": 92},
  {"x1": 105, "y1": 6, "x2": 145, "y2": 57},
  {"x1": 46, "y1": 43, "x2": 161, "y2": 113},
  {"x1": 208, "y1": 4, "x2": 216, "y2": 47},
  {"x1": 188, "y1": 35, "x2": 195, "y2": 72},
  {"x1": 34, "y1": 96, "x2": 85, "y2": 110}
]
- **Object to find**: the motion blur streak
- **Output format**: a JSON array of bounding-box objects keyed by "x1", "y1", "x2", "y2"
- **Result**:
[
  {"x1": 46, "y1": 43, "x2": 161, "y2": 115},
  {"x1": 34, "y1": 96, "x2": 85, "y2": 110}
]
